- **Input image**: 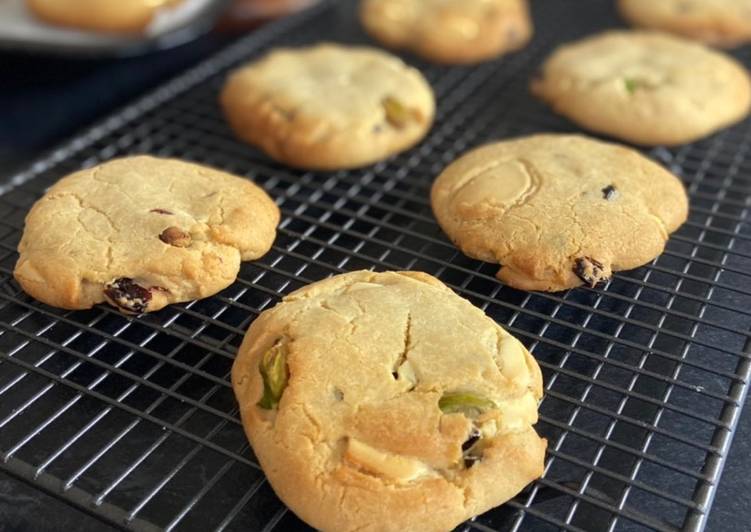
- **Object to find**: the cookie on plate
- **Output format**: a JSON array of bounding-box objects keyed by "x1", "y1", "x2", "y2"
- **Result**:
[
  {"x1": 431, "y1": 134, "x2": 688, "y2": 291},
  {"x1": 360, "y1": 0, "x2": 532, "y2": 64},
  {"x1": 618, "y1": 0, "x2": 751, "y2": 48},
  {"x1": 220, "y1": 43, "x2": 435, "y2": 170},
  {"x1": 14, "y1": 156, "x2": 279, "y2": 313},
  {"x1": 531, "y1": 30, "x2": 751, "y2": 146},
  {"x1": 232, "y1": 270, "x2": 545, "y2": 532},
  {"x1": 26, "y1": 0, "x2": 180, "y2": 33}
]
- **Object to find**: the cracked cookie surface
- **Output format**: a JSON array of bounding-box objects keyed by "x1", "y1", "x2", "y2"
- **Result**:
[
  {"x1": 360, "y1": 0, "x2": 532, "y2": 64},
  {"x1": 26, "y1": 0, "x2": 181, "y2": 33},
  {"x1": 618, "y1": 0, "x2": 751, "y2": 47},
  {"x1": 232, "y1": 270, "x2": 545, "y2": 532},
  {"x1": 531, "y1": 30, "x2": 751, "y2": 146},
  {"x1": 14, "y1": 156, "x2": 279, "y2": 313},
  {"x1": 431, "y1": 134, "x2": 689, "y2": 291},
  {"x1": 220, "y1": 43, "x2": 435, "y2": 170}
]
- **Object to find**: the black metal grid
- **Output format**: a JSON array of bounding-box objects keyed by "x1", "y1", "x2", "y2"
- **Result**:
[{"x1": 1, "y1": 1, "x2": 750, "y2": 530}]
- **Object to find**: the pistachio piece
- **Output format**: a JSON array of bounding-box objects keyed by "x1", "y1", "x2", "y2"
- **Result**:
[
  {"x1": 624, "y1": 78, "x2": 639, "y2": 94},
  {"x1": 382, "y1": 96, "x2": 416, "y2": 129},
  {"x1": 439, "y1": 392, "x2": 497, "y2": 417},
  {"x1": 257, "y1": 342, "x2": 289, "y2": 409},
  {"x1": 159, "y1": 226, "x2": 191, "y2": 247},
  {"x1": 345, "y1": 438, "x2": 430, "y2": 482}
]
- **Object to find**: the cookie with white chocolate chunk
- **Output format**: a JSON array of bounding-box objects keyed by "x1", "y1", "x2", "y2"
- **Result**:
[
  {"x1": 14, "y1": 156, "x2": 279, "y2": 313},
  {"x1": 232, "y1": 271, "x2": 546, "y2": 531},
  {"x1": 431, "y1": 134, "x2": 688, "y2": 291},
  {"x1": 220, "y1": 43, "x2": 435, "y2": 170},
  {"x1": 232, "y1": 270, "x2": 545, "y2": 532}
]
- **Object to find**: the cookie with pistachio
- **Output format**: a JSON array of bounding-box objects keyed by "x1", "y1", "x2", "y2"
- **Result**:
[
  {"x1": 618, "y1": 0, "x2": 751, "y2": 48},
  {"x1": 14, "y1": 156, "x2": 279, "y2": 313},
  {"x1": 232, "y1": 270, "x2": 545, "y2": 532},
  {"x1": 220, "y1": 43, "x2": 435, "y2": 170},
  {"x1": 531, "y1": 30, "x2": 751, "y2": 146},
  {"x1": 431, "y1": 134, "x2": 689, "y2": 291},
  {"x1": 360, "y1": 0, "x2": 533, "y2": 64}
]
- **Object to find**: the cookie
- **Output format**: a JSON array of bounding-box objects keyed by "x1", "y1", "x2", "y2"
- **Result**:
[
  {"x1": 26, "y1": 0, "x2": 180, "y2": 33},
  {"x1": 14, "y1": 156, "x2": 279, "y2": 313},
  {"x1": 232, "y1": 270, "x2": 545, "y2": 532},
  {"x1": 360, "y1": 0, "x2": 533, "y2": 64},
  {"x1": 431, "y1": 134, "x2": 689, "y2": 291},
  {"x1": 618, "y1": 0, "x2": 751, "y2": 48},
  {"x1": 531, "y1": 30, "x2": 751, "y2": 146},
  {"x1": 220, "y1": 43, "x2": 435, "y2": 170}
]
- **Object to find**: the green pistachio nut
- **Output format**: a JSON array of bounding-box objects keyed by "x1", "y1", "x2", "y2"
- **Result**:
[
  {"x1": 383, "y1": 96, "x2": 412, "y2": 129},
  {"x1": 624, "y1": 78, "x2": 639, "y2": 94},
  {"x1": 257, "y1": 343, "x2": 289, "y2": 409},
  {"x1": 439, "y1": 392, "x2": 497, "y2": 417}
]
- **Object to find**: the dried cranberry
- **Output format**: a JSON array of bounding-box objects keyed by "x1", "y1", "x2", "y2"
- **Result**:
[
  {"x1": 601, "y1": 185, "x2": 618, "y2": 200},
  {"x1": 573, "y1": 257, "x2": 608, "y2": 287},
  {"x1": 103, "y1": 278, "x2": 152, "y2": 314},
  {"x1": 149, "y1": 208, "x2": 173, "y2": 215},
  {"x1": 462, "y1": 429, "x2": 481, "y2": 452},
  {"x1": 461, "y1": 428, "x2": 482, "y2": 468}
]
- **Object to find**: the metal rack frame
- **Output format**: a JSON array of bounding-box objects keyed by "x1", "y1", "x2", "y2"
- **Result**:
[{"x1": 1, "y1": 1, "x2": 750, "y2": 530}]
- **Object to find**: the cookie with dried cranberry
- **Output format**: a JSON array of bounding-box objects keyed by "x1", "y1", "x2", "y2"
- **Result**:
[
  {"x1": 232, "y1": 270, "x2": 545, "y2": 532},
  {"x1": 360, "y1": 0, "x2": 533, "y2": 64},
  {"x1": 431, "y1": 134, "x2": 688, "y2": 291},
  {"x1": 14, "y1": 156, "x2": 279, "y2": 313},
  {"x1": 220, "y1": 43, "x2": 435, "y2": 170},
  {"x1": 618, "y1": 0, "x2": 751, "y2": 48}
]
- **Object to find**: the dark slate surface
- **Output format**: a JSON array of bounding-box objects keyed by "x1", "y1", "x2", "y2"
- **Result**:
[{"x1": 0, "y1": 6, "x2": 748, "y2": 532}]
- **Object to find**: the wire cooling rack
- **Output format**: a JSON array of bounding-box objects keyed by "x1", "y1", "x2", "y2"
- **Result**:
[{"x1": 1, "y1": 1, "x2": 750, "y2": 531}]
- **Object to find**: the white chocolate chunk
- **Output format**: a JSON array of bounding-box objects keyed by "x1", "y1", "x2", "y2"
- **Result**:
[
  {"x1": 497, "y1": 334, "x2": 528, "y2": 383},
  {"x1": 345, "y1": 438, "x2": 432, "y2": 482}
]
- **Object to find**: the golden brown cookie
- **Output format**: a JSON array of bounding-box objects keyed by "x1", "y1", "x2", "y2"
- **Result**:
[
  {"x1": 232, "y1": 270, "x2": 545, "y2": 532},
  {"x1": 14, "y1": 156, "x2": 280, "y2": 313},
  {"x1": 26, "y1": 0, "x2": 181, "y2": 33},
  {"x1": 431, "y1": 134, "x2": 689, "y2": 291},
  {"x1": 531, "y1": 30, "x2": 751, "y2": 146},
  {"x1": 220, "y1": 43, "x2": 435, "y2": 170},
  {"x1": 618, "y1": 0, "x2": 751, "y2": 48},
  {"x1": 360, "y1": 0, "x2": 533, "y2": 64}
]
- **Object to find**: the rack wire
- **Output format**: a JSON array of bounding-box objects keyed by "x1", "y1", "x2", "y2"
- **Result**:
[{"x1": 1, "y1": 1, "x2": 750, "y2": 530}]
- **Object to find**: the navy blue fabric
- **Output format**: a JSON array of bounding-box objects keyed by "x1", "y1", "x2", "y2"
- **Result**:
[{"x1": 0, "y1": 33, "x2": 234, "y2": 178}]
